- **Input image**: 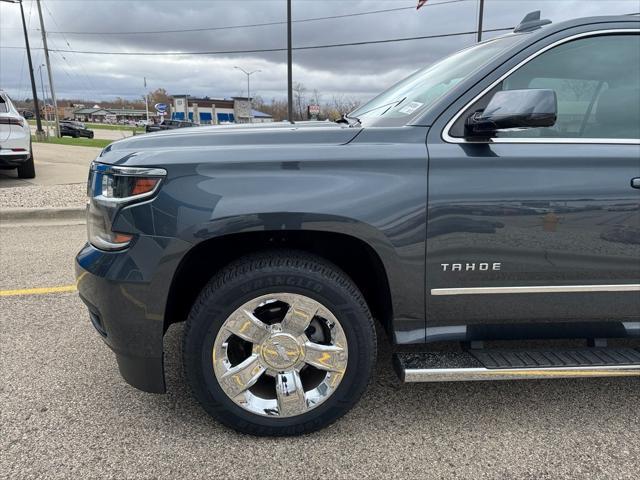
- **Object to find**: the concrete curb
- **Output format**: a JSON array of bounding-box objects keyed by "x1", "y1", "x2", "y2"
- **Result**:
[{"x1": 0, "y1": 206, "x2": 86, "y2": 224}]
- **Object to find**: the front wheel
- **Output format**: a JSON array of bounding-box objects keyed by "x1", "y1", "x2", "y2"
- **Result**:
[{"x1": 182, "y1": 251, "x2": 376, "y2": 436}]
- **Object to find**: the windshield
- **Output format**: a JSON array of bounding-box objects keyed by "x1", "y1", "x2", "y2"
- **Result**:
[
  {"x1": 350, "y1": 34, "x2": 524, "y2": 126},
  {"x1": 0, "y1": 93, "x2": 11, "y2": 113}
]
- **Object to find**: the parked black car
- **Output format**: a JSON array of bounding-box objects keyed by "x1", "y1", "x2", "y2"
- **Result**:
[
  {"x1": 76, "y1": 13, "x2": 640, "y2": 436},
  {"x1": 60, "y1": 121, "x2": 94, "y2": 139},
  {"x1": 145, "y1": 119, "x2": 197, "y2": 133}
]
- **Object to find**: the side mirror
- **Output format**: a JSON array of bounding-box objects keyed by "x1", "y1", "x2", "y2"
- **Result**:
[{"x1": 465, "y1": 89, "x2": 557, "y2": 138}]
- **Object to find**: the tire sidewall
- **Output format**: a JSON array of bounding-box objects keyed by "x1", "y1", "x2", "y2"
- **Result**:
[{"x1": 184, "y1": 265, "x2": 374, "y2": 433}]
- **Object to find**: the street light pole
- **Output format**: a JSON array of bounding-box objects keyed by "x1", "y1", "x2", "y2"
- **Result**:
[
  {"x1": 38, "y1": 64, "x2": 49, "y2": 136},
  {"x1": 38, "y1": 65, "x2": 46, "y2": 105},
  {"x1": 1, "y1": 0, "x2": 45, "y2": 137},
  {"x1": 234, "y1": 66, "x2": 260, "y2": 123}
]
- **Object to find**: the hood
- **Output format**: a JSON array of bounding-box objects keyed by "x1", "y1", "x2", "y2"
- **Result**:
[{"x1": 98, "y1": 121, "x2": 362, "y2": 165}]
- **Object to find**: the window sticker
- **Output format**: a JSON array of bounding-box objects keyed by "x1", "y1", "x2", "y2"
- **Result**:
[{"x1": 398, "y1": 101, "x2": 424, "y2": 115}]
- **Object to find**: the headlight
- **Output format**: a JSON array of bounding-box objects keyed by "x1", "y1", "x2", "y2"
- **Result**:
[{"x1": 87, "y1": 162, "x2": 167, "y2": 251}]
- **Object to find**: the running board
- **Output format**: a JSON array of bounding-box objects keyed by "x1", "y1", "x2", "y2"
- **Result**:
[{"x1": 394, "y1": 348, "x2": 640, "y2": 382}]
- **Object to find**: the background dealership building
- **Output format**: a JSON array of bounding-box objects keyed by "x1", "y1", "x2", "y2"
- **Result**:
[
  {"x1": 69, "y1": 95, "x2": 273, "y2": 124},
  {"x1": 72, "y1": 107, "x2": 148, "y2": 123},
  {"x1": 170, "y1": 95, "x2": 273, "y2": 124}
]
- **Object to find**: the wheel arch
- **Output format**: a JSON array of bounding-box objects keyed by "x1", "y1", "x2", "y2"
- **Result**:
[{"x1": 163, "y1": 229, "x2": 394, "y2": 338}]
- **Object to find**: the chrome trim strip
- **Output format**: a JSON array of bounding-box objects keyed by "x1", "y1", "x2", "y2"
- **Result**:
[
  {"x1": 431, "y1": 284, "x2": 640, "y2": 296},
  {"x1": 91, "y1": 162, "x2": 167, "y2": 177},
  {"x1": 402, "y1": 364, "x2": 640, "y2": 382},
  {"x1": 442, "y1": 29, "x2": 640, "y2": 145}
]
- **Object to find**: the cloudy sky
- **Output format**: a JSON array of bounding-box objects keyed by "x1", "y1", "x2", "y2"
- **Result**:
[{"x1": 0, "y1": 0, "x2": 636, "y2": 104}]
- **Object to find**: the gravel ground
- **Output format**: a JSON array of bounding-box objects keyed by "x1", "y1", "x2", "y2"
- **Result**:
[
  {"x1": 1, "y1": 223, "x2": 640, "y2": 479},
  {"x1": 0, "y1": 183, "x2": 86, "y2": 209}
]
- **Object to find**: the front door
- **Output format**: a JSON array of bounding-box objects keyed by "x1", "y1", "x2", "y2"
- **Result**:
[{"x1": 425, "y1": 31, "x2": 640, "y2": 337}]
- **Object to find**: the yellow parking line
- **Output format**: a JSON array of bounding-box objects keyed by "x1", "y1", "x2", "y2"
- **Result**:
[{"x1": 0, "y1": 285, "x2": 77, "y2": 297}]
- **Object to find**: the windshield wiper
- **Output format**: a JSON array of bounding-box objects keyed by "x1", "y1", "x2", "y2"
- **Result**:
[
  {"x1": 347, "y1": 97, "x2": 407, "y2": 121},
  {"x1": 336, "y1": 113, "x2": 361, "y2": 127}
]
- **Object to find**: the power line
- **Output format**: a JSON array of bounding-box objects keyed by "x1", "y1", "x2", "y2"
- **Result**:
[
  {"x1": 43, "y1": 0, "x2": 468, "y2": 36},
  {"x1": 43, "y1": 1, "x2": 98, "y2": 95},
  {"x1": 0, "y1": 27, "x2": 514, "y2": 56},
  {"x1": 15, "y1": 0, "x2": 34, "y2": 101}
]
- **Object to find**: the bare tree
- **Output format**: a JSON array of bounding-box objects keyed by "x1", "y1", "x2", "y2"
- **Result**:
[
  {"x1": 147, "y1": 88, "x2": 171, "y2": 107},
  {"x1": 325, "y1": 94, "x2": 362, "y2": 120},
  {"x1": 561, "y1": 79, "x2": 595, "y2": 101},
  {"x1": 293, "y1": 82, "x2": 307, "y2": 120},
  {"x1": 311, "y1": 89, "x2": 321, "y2": 106},
  {"x1": 333, "y1": 94, "x2": 361, "y2": 114},
  {"x1": 252, "y1": 97, "x2": 289, "y2": 122},
  {"x1": 251, "y1": 94, "x2": 266, "y2": 112}
]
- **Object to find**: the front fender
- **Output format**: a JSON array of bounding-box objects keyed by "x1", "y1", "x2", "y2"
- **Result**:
[{"x1": 113, "y1": 128, "x2": 428, "y2": 342}]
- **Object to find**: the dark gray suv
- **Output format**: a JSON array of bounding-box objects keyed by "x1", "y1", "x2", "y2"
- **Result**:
[{"x1": 76, "y1": 13, "x2": 640, "y2": 436}]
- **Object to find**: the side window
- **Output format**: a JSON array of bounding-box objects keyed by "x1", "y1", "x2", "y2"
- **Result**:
[{"x1": 452, "y1": 34, "x2": 640, "y2": 140}]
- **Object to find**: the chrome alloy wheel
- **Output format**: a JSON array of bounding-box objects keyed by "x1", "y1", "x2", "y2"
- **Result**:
[{"x1": 212, "y1": 293, "x2": 348, "y2": 418}]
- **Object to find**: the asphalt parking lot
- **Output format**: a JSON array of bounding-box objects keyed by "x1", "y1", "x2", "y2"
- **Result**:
[{"x1": 1, "y1": 220, "x2": 639, "y2": 479}]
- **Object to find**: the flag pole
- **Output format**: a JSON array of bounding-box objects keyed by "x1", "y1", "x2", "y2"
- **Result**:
[
  {"x1": 477, "y1": 0, "x2": 485, "y2": 42},
  {"x1": 287, "y1": 0, "x2": 293, "y2": 123},
  {"x1": 144, "y1": 77, "x2": 149, "y2": 123}
]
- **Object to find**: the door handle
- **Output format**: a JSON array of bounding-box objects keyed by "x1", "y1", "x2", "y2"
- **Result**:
[{"x1": 632, "y1": 177, "x2": 640, "y2": 189}]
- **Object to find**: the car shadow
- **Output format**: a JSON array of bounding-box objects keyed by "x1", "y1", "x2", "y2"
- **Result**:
[
  {"x1": 0, "y1": 168, "x2": 29, "y2": 188},
  {"x1": 157, "y1": 321, "x2": 640, "y2": 441}
]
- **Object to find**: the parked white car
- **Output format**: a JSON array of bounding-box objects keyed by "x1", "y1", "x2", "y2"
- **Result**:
[{"x1": 0, "y1": 90, "x2": 34, "y2": 178}]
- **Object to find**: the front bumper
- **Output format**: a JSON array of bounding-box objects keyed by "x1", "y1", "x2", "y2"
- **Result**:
[{"x1": 75, "y1": 235, "x2": 192, "y2": 393}]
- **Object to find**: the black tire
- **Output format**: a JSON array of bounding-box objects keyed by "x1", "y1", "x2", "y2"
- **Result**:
[
  {"x1": 183, "y1": 250, "x2": 376, "y2": 436},
  {"x1": 17, "y1": 149, "x2": 35, "y2": 179},
  {"x1": 89, "y1": 132, "x2": 94, "y2": 139}
]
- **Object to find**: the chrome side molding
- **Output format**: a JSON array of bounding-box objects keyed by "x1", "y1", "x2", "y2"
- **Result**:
[
  {"x1": 431, "y1": 284, "x2": 640, "y2": 296},
  {"x1": 401, "y1": 365, "x2": 640, "y2": 382}
]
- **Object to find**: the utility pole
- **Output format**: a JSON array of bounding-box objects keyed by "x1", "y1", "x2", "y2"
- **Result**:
[
  {"x1": 1, "y1": 0, "x2": 45, "y2": 138},
  {"x1": 477, "y1": 0, "x2": 485, "y2": 42},
  {"x1": 19, "y1": 0, "x2": 44, "y2": 138},
  {"x1": 286, "y1": 0, "x2": 293, "y2": 123},
  {"x1": 234, "y1": 66, "x2": 260, "y2": 123},
  {"x1": 36, "y1": 0, "x2": 60, "y2": 137}
]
